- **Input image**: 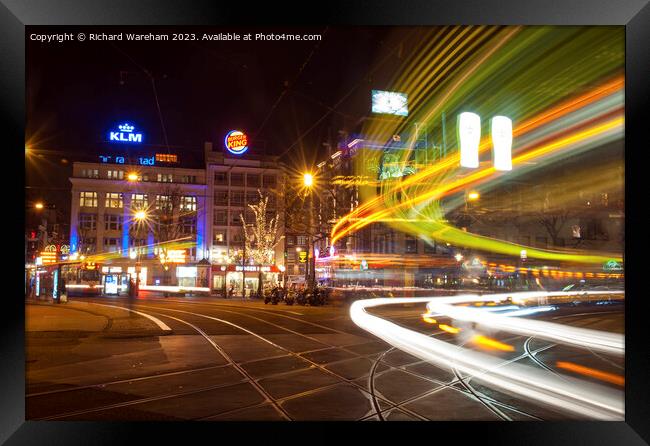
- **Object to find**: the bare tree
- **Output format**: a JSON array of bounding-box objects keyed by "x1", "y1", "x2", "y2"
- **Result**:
[
  {"x1": 77, "y1": 225, "x2": 96, "y2": 255},
  {"x1": 241, "y1": 190, "x2": 284, "y2": 295},
  {"x1": 150, "y1": 184, "x2": 193, "y2": 284}
]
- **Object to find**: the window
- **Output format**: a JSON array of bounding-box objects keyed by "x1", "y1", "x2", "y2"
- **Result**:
[
  {"x1": 105, "y1": 193, "x2": 123, "y2": 209},
  {"x1": 405, "y1": 236, "x2": 417, "y2": 254},
  {"x1": 214, "y1": 231, "x2": 225, "y2": 243},
  {"x1": 180, "y1": 196, "x2": 197, "y2": 212},
  {"x1": 180, "y1": 217, "x2": 196, "y2": 235},
  {"x1": 424, "y1": 242, "x2": 436, "y2": 254},
  {"x1": 263, "y1": 175, "x2": 276, "y2": 188},
  {"x1": 286, "y1": 235, "x2": 295, "y2": 246},
  {"x1": 232, "y1": 213, "x2": 242, "y2": 225},
  {"x1": 107, "y1": 170, "x2": 124, "y2": 180},
  {"x1": 232, "y1": 232, "x2": 244, "y2": 243},
  {"x1": 214, "y1": 191, "x2": 228, "y2": 206},
  {"x1": 157, "y1": 173, "x2": 173, "y2": 183},
  {"x1": 131, "y1": 194, "x2": 148, "y2": 209},
  {"x1": 214, "y1": 172, "x2": 227, "y2": 185},
  {"x1": 246, "y1": 192, "x2": 259, "y2": 205},
  {"x1": 79, "y1": 213, "x2": 97, "y2": 230},
  {"x1": 104, "y1": 214, "x2": 123, "y2": 231},
  {"x1": 103, "y1": 238, "x2": 120, "y2": 253},
  {"x1": 247, "y1": 174, "x2": 260, "y2": 188},
  {"x1": 79, "y1": 191, "x2": 98, "y2": 207},
  {"x1": 130, "y1": 238, "x2": 146, "y2": 247},
  {"x1": 156, "y1": 195, "x2": 172, "y2": 211},
  {"x1": 180, "y1": 175, "x2": 196, "y2": 184},
  {"x1": 81, "y1": 169, "x2": 99, "y2": 179},
  {"x1": 214, "y1": 210, "x2": 227, "y2": 225},
  {"x1": 244, "y1": 210, "x2": 255, "y2": 223},
  {"x1": 296, "y1": 236, "x2": 308, "y2": 246},
  {"x1": 230, "y1": 173, "x2": 244, "y2": 186},
  {"x1": 231, "y1": 191, "x2": 244, "y2": 206}
]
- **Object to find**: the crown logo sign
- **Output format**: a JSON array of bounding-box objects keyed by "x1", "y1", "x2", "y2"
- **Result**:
[{"x1": 118, "y1": 123, "x2": 135, "y2": 132}]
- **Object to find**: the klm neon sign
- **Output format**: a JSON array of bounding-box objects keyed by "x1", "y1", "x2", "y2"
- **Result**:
[{"x1": 109, "y1": 123, "x2": 143, "y2": 144}]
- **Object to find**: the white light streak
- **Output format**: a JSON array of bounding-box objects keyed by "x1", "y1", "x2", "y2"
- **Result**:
[{"x1": 350, "y1": 291, "x2": 624, "y2": 420}]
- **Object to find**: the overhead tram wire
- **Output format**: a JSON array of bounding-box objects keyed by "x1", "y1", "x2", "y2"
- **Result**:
[
  {"x1": 277, "y1": 27, "x2": 422, "y2": 159},
  {"x1": 252, "y1": 26, "x2": 329, "y2": 142},
  {"x1": 109, "y1": 43, "x2": 172, "y2": 156}
]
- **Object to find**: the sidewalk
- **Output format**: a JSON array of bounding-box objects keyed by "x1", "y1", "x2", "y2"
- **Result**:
[{"x1": 26, "y1": 303, "x2": 108, "y2": 332}]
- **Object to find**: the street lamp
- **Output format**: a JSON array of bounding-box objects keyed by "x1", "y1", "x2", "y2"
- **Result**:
[
  {"x1": 467, "y1": 191, "x2": 480, "y2": 201},
  {"x1": 455, "y1": 253, "x2": 464, "y2": 262},
  {"x1": 34, "y1": 202, "x2": 44, "y2": 210},
  {"x1": 127, "y1": 172, "x2": 139, "y2": 182},
  {"x1": 131, "y1": 209, "x2": 148, "y2": 297},
  {"x1": 303, "y1": 173, "x2": 314, "y2": 188}
]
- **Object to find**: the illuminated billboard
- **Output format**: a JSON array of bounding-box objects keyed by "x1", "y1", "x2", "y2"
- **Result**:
[
  {"x1": 109, "y1": 122, "x2": 143, "y2": 144},
  {"x1": 371, "y1": 90, "x2": 408, "y2": 116},
  {"x1": 224, "y1": 130, "x2": 249, "y2": 155}
]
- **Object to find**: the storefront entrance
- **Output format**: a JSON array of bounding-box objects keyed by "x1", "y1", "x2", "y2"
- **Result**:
[{"x1": 103, "y1": 273, "x2": 130, "y2": 296}]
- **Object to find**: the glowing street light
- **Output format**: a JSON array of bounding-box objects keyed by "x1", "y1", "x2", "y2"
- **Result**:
[
  {"x1": 303, "y1": 173, "x2": 314, "y2": 187},
  {"x1": 127, "y1": 172, "x2": 139, "y2": 182},
  {"x1": 455, "y1": 253, "x2": 464, "y2": 262},
  {"x1": 134, "y1": 210, "x2": 147, "y2": 221},
  {"x1": 34, "y1": 202, "x2": 44, "y2": 210},
  {"x1": 467, "y1": 191, "x2": 480, "y2": 201}
]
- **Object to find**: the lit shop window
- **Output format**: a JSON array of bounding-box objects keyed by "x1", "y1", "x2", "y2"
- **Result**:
[
  {"x1": 157, "y1": 173, "x2": 173, "y2": 183},
  {"x1": 214, "y1": 231, "x2": 225, "y2": 242},
  {"x1": 79, "y1": 191, "x2": 98, "y2": 207},
  {"x1": 105, "y1": 193, "x2": 123, "y2": 209}
]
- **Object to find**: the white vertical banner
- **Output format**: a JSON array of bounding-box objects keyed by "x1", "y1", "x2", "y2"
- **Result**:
[
  {"x1": 491, "y1": 116, "x2": 513, "y2": 171},
  {"x1": 458, "y1": 112, "x2": 481, "y2": 168}
]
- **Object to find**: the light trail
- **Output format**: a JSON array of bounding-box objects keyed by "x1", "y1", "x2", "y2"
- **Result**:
[
  {"x1": 333, "y1": 115, "x2": 623, "y2": 246},
  {"x1": 350, "y1": 291, "x2": 624, "y2": 420},
  {"x1": 330, "y1": 75, "x2": 623, "y2": 241},
  {"x1": 425, "y1": 295, "x2": 624, "y2": 356},
  {"x1": 556, "y1": 361, "x2": 625, "y2": 387}
]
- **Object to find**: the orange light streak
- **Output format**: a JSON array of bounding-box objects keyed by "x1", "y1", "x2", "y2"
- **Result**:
[
  {"x1": 556, "y1": 361, "x2": 624, "y2": 387},
  {"x1": 438, "y1": 324, "x2": 461, "y2": 334},
  {"x1": 331, "y1": 76, "x2": 623, "y2": 241},
  {"x1": 472, "y1": 335, "x2": 515, "y2": 352}
]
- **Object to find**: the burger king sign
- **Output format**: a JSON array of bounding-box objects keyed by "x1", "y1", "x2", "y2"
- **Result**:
[{"x1": 224, "y1": 130, "x2": 249, "y2": 155}]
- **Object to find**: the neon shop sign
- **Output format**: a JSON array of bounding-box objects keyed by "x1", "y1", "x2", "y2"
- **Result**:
[
  {"x1": 99, "y1": 155, "x2": 155, "y2": 165},
  {"x1": 224, "y1": 130, "x2": 248, "y2": 155},
  {"x1": 109, "y1": 122, "x2": 143, "y2": 144}
]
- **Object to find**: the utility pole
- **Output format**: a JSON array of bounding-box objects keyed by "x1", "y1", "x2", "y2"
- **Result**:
[{"x1": 242, "y1": 234, "x2": 246, "y2": 300}]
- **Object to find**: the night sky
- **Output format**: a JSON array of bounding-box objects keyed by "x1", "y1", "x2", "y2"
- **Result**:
[{"x1": 26, "y1": 26, "x2": 423, "y2": 224}]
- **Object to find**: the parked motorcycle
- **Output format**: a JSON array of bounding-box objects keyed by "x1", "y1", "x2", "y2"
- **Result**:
[{"x1": 284, "y1": 288, "x2": 295, "y2": 306}]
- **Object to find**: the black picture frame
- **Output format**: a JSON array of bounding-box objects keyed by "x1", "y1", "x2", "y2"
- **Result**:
[{"x1": 3, "y1": 0, "x2": 649, "y2": 444}]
